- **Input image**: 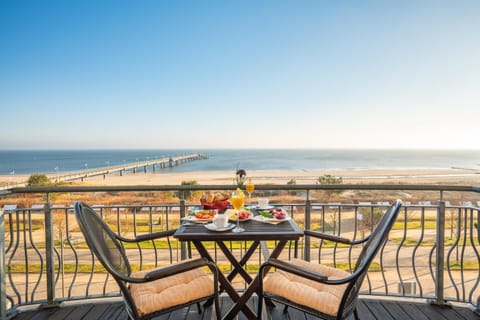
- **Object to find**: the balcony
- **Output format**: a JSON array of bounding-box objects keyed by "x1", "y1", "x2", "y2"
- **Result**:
[{"x1": 1, "y1": 184, "x2": 479, "y2": 319}]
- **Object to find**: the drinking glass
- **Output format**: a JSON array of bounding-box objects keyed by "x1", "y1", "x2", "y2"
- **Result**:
[
  {"x1": 231, "y1": 189, "x2": 245, "y2": 233},
  {"x1": 245, "y1": 179, "x2": 255, "y2": 198}
]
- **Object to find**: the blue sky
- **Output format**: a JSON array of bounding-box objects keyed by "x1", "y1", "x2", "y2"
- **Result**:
[{"x1": 1, "y1": 1, "x2": 479, "y2": 150}]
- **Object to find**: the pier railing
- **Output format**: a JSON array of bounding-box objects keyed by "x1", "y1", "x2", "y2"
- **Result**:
[{"x1": 1, "y1": 184, "x2": 479, "y2": 319}]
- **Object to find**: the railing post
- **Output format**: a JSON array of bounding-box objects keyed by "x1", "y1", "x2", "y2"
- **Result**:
[
  {"x1": 1, "y1": 209, "x2": 7, "y2": 320},
  {"x1": 42, "y1": 195, "x2": 58, "y2": 308},
  {"x1": 430, "y1": 199, "x2": 449, "y2": 307},
  {"x1": 477, "y1": 210, "x2": 480, "y2": 316},
  {"x1": 179, "y1": 192, "x2": 188, "y2": 260},
  {"x1": 304, "y1": 190, "x2": 311, "y2": 262},
  {"x1": 477, "y1": 295, "x2": 480, "y2": 317}
]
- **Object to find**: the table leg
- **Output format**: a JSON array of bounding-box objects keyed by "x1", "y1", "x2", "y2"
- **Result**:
[
  {"x1": 222, "y1": 240, "x2": 289, "y2": 320},
  {"x1": 192, "y1": 240, "x2": 257, "y2": 319},
  {"x1": 217, "y1": 240, "x2": 260, "y2": 284}
]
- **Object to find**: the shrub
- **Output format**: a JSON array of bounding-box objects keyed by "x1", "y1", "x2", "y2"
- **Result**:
[
  {"x1": 317, "y1": 174, "x2": 343, "y2": 185},
  {"x1": 27, "y1": 174, "x2": 51, "y2": 186}
]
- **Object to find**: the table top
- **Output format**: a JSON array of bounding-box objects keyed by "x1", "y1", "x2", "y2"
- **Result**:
[{"x1": 174, "y1": 218, "x2": 303, "y2": 241}]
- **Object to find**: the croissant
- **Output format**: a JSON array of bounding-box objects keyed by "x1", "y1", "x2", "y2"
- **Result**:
[
  {"x1": 222, "y1": 193, "x2": 230, "y2": 201},
  {"x1": 214, "y1": 192, "x2": 230, "y2": 201},
  {"x1": 201, "y1": 192, "x2": 215, "y2": 203}
]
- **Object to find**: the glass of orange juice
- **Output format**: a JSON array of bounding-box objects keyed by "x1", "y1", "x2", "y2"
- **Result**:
[
  {"x1": 231, "y1": 188, "x2": 245, "y2": 233},
  {"x1": 245, "y1": 178, "x2": 255, "y2": 198}
]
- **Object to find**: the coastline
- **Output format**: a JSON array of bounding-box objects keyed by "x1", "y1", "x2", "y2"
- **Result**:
[{"x1": 2, "y1": 168, "x2": 477, "y2": 186}]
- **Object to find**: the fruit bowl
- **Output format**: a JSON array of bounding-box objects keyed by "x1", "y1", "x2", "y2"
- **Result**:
[{"x1": 201, "y1": 200, "x2": 230, "y2": 212}]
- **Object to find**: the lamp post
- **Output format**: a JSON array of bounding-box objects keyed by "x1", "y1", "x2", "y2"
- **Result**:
[
  {"x1": 9, "y1": 170, "x2": 14, "y2": 186},
  {"x1": 104, "y1": 161, "x2": 110, "y2": 180}
]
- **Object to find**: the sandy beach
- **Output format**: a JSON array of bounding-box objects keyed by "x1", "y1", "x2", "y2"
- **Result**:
[
  {"x1": 1, "y1": 167, "x2": 479, "y2": 189},
  {"x1": 2, "y1": 168, "x2": 477, "y2": 187},
  {"x1": 88, "y1": 168, "x2": 480, "y2": 185}
]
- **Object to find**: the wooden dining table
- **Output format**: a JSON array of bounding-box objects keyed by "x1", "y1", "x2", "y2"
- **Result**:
[{"x1": 173, "y1": 215, "x2": 304, "y2": 320}]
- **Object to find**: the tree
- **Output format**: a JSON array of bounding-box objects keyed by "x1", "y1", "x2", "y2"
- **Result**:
[
  {"x1": 358, "y1": 207, "x2": 383, "y2": 238},
  {"x1": 179, "y1": 180, "x2": 199, "y2": 200},
  {"x1": 317, "y1": 174, "x2": 344, "y2": 234},
  {"x1": 287, "y1": 178, "x2": 297, "y2": 195},
  {"x1": 316, "y1": 174, "x2": 344, "y2": 199},
  {"x1": 27, "y1": 174, "x2": 51, "y2": 186}
]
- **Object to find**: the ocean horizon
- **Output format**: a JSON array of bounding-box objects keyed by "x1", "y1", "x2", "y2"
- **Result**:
[{"x1": 1, "y1": 149, "x2": 479, "y2": 176}]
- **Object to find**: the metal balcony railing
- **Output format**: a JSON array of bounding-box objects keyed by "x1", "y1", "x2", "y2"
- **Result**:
[{"x1": 1, "y1": 184, "x2": 479, "y2": 319}]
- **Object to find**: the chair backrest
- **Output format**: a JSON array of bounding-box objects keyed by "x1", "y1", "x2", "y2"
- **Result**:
[
  {"x1": 340, "y1": 200, "x2": 402, "y2": 317},
  {"x1": 74, "y1": 202, "x2": 131, "y2": 278}
]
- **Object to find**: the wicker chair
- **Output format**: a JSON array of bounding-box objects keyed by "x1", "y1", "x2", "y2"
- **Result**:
[
  {"x1": 258, "y1": 200, "x2": 402, "y2": 320},
  {"x1": 74, "y1": 201, "x2": 221, "y2": 319}
]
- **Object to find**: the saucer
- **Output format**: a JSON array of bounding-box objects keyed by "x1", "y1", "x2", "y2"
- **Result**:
[
  {"x1": 204, "y1": 223, "x2": 235, "y2": 232},
  {"x1": 257, "y1": 205, "x2": 274, "y2": 210}
]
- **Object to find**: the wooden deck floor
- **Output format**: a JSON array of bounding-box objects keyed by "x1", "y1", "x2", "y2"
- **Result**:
[{"x1": 10, "y1": 297, "x2": 479, "y2": 320}]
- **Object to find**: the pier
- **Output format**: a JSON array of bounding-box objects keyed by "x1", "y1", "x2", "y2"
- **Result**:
[
  {"x1": 54, "y1": 153, "x2": 208, "y2": 182},
  {"x1": 0, "y1": 153, "x2": 208, "y2": 189}
]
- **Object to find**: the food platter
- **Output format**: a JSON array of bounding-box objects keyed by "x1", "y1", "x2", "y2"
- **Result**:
[{"x1": 225, "y1": 209, "x2": 253, "y2": 221}]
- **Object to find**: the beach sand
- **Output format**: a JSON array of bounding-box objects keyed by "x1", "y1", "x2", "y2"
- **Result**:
[
  {"x1": 47, "y1": 168, "x2": 480, "y2": 185},
  {"x1": 1, "y1": 168, "x2": 479, "y2": 187}
]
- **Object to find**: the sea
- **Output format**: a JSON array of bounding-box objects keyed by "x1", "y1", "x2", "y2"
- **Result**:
[{"x1": 0, "y1": 149, "x2": 479, "y2": 176}]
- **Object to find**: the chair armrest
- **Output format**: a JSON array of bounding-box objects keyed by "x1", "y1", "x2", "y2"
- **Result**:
[
  {"x1": 117, "y1": 229, "x2": 176, "y2": 243},
  {"x1": 304, "y1": 230, "x2": 352, "y2": 244},
  {"x1": 264, "y1": 258, "x2": 328, "y2": 282},
  {"x1": 144, "y1": 257, "x2": 211, "y2": 281},
  {"x1": 304, "y1": 230, "x2": 369, "y2": 245}
]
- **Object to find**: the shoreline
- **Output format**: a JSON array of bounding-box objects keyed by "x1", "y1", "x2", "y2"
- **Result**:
[{"x1": 2, "y1": 168, "x2": 477, "y2": 186}]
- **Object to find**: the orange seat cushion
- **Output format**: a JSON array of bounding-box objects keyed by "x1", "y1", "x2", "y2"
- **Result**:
[
  {"x1": 129, "y1": 263, "x2": 214, "y2": 317},
  {"x1": 263, "y1": 258, "x2": 350, "y2": 316}
]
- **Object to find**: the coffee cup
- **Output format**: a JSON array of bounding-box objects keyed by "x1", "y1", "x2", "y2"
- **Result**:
[
  {"x1": 257, "y1": 198, "x2": 269, "y2": 209},
  {"x1": 213, "y1": 212, "x2": 228, "y2": 228}
]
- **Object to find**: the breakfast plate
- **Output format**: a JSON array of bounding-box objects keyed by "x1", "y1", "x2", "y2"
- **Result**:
[
  {"x1": 182, "y1": 210, "x2": 215, "y2": 223},
  {"x1": 255, "y1": 208, "x2": 291, "y2": 224},
  {"x1": 181, "y1": 216, "x2": 212, "y2": 223},
  {"x1": 225, "y1": 209, "x2": 253, "y2": 221},
  {"x1": 253, "y1": 215, "x2": 291, "y2": 224},
  {"x1": 253, "y1": 205, "x2": 274, "y2": 210},
  {"x1": 204, "y1": 223, "x2": 236, "y2": 232}
]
